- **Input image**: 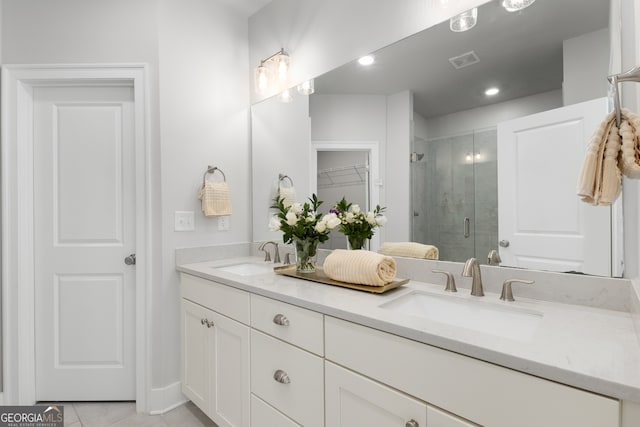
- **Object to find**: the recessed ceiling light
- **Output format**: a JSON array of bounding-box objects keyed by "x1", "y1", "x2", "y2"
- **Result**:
[
  {"x1": 358, "y1": 55, "x2": 375, "y2": 66},
  {"x1": 485, "y1": 87, "x2": 500, "y2": 96},
  {"x1": 502, "y1": 0, "x2": 536, "y2": 12}
]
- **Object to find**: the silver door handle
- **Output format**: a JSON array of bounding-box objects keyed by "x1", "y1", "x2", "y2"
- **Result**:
[
  {"x1": 463, "y1": 217, "x2": 470, "y2": 238},
  {"x1": 124, "y1": 254, "x2": 136, "y2": 265},
  {"x1": 406, "y1": 420, "x2": 419, "y2": 427},
  {"x1": 499, "y1": 240, "x2": 510, "y2": 248}
]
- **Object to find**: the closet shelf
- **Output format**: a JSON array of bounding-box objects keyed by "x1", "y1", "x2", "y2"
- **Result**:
[{"x1": 317, "y1": 163, "x2": 368, "y2": 189}]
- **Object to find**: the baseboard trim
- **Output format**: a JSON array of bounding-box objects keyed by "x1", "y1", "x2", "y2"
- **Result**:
[{"x1": 148, "y1": 381, "x2": 187, "y2": 415}]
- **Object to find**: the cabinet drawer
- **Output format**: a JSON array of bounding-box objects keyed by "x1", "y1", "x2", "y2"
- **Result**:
[
  {"x1": 326, "y1": 361, "x2": 427, "y2": 427},
  {"x1": 181, "y1": 273, "x2": 249, "y2": 324},
  {"x1": 251, "y1": 394, "x2": 301, "y2": 427},
  {"x1": 427, "y1": 406, "x2": 478, "y2": 427},
  {"x1": 251, "y1": 294, "x2": 324, "y2": 355},
  {"x1": 325, "y1": 316, "x2": 619, "y2": 427},
  {"x1": 250, "y1": 330, "x2": 324, "y2": 427}
]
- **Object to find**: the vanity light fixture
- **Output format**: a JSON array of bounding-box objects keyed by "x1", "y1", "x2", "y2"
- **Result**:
[
  {"x1": 485, "y1": 87, "x2": 500, "y2": 96},
  {"x1": 450, "y1": 8, "x2": 477, "y2": 32},
  {"x1": 297, "y1": 79, "x2": 315, "y2": 95},
  {"x1": 502, "y1": 0, "x2": 536, "y2": 12},
  {"x1": 358, "y1": 55, "x2": 375, "y2": 66},
  {"x1": 254, "y1": 48, "x2": 291, "y2": 94}
]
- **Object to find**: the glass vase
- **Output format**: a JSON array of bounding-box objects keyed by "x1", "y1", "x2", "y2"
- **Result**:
[
  {"x1": 294, "y1": 237, "x2": 319, "y2": 273},
  {"x1": 346, "y1": 235, "x2": 366, "y2": 250}
]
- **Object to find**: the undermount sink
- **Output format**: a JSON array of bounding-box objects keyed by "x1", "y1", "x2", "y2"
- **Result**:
[
  {"x1": 215, "y1": 262, "x2": 275, "y2": 276},
  {"x1": 380, "y1": 291, "x2": 542, "y2": 341}
]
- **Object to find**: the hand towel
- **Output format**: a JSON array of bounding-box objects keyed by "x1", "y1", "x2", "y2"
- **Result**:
[
  {"x1": 198, "y1": 181, "x2": 232, "y2": 216},
  {"x1": 323, "y1": 249, "x2": 397, "y2": 287},
  {"x1": 577, "y1": 110, "x2": 622, "y2": 206},
  {"x1": 618, "y1": 108, "x2": 640, "y2": 178},
  {"x1": 278, "y1": 186, "x2": 297, "y2": 208},
  {"x1": 378, "y1": 242, "x2": 439, "y2": 260}
]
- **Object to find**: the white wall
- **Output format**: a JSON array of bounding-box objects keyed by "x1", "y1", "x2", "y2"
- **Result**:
[
  {"x1": 1, "y1": 0, "x2": 253, "y2": 407},
  {"x1": 309, "y1": 92, "x2": 415, "y2": 243},
  {"x1": 386, "y1": 91, "x2": 413, "y2": 242},
  {"x1": 252, "y1": 93, "x2": 310, "y2": 243},
  {"x1": 248, "y1": 0, "x2": 491, "y2": 103},
  {"x1": 563, "y1": 28, "x2": 610, "y2": 106},
  {"x1": 424, "y1": 90, "x2": 563, "y2": 139}
]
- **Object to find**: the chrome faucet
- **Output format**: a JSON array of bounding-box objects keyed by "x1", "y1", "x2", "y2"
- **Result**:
[
  {"x1": 462, "y1": 258, "x2": 484, "y2": 296},
  {"x1": 259, "y1": 241, "x2": 281, "y2": 263}
]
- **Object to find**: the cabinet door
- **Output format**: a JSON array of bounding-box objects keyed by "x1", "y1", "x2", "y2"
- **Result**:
[
  {"x1": 427, "y1": 406, "x2": 479, "y2": 427},
  {"x1": 325, "y1": 361, "x2": 427, "y2": 427},
  {"x1": 181, "y1": 299, "x2": 213, "y2": 413},
  {"x1": 210, "y1": 309, "x2": 251, "y2": 427}
]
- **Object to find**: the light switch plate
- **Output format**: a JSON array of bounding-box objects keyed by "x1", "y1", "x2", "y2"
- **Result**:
[
  {"x1": 175, "y1": 211, "x2": 195, "y2": 231},
  {"x1": 217, "y1": 216, "x2": 230, "y2": 231}
]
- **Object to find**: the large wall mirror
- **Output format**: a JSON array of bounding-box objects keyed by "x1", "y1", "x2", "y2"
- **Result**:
[{"x1": 251, "y1": 0, "x2": 623, "y2": 277}]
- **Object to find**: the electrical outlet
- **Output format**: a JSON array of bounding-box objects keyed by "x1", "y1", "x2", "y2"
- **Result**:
[
  {"x1": 217, "y1": 216, "x2": 230, "y2": 231},
  {"x1": 174, "y1": 211, "x2": 195, "y2": 231}
]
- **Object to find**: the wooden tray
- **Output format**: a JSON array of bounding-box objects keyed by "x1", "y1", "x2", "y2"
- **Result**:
[{"x1": 273, "y1": 265, "x2": 409, "y2": 294}]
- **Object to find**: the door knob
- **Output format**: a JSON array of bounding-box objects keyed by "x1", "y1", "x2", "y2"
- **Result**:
[
  {"x1": 499, "y1": 240, "x2": 510, "y2": 248},
  {"x1": 124, "y1": 254, "x2": 136, "y2": 265}
]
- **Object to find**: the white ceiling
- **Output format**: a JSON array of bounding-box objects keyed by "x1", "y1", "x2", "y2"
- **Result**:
[{"x1": 314, "y1": 0, "x2": 609, "y2": 118}]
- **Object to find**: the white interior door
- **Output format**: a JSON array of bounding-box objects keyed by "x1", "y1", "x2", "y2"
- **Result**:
[
  {"x1": 497, "y1": 97, "x2": 611, "y2": 276},
  {"x1": 34, "y1": 85, "x2": 136, "y2": 400}
]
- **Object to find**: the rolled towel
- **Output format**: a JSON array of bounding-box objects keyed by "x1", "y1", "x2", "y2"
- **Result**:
[
  {"x1": 378, "y1": 242, "x2": 439, "y2": 260},
  {"x1": 323, "y1": 249, "x2": 396, "y2": 287},
  {"x1": 198, "y1": 181, "x2": 232, "y2": 216}
]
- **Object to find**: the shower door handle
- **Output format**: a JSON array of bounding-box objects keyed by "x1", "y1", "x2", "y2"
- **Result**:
[{"x1": 463, "y1": 217, "x2": 470, "y2": 238}]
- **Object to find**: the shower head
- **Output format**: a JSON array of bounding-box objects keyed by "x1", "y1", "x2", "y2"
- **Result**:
[{"x1": 410, "y1": 152, "x2": 425, "y2": 162}]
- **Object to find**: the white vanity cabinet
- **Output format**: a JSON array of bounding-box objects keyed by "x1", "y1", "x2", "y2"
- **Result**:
[
  {"x1": 249, "y1": 295, "x2": 325, "y2": 427},
  {"x1": 325, "y1": 361, "x2": 476, "y2": 427},
  {"x1": 180, "y1": 274, "x2": 250, "y2": 427},
  {"x1": 325, "y1": 316, "x2": 619, "y2": 427}
]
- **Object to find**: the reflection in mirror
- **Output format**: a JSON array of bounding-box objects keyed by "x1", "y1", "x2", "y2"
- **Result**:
[
  {"x1": 317, "y1": 150, "x2": 370, "y2": 250},
  {"x1": 308, "y1": 0, "x2": 620, "y2": 276}
]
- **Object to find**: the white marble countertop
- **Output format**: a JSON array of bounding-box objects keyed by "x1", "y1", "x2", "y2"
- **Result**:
[{"x1": 177, "y1": 256, "x2": 640, "y2": 403}]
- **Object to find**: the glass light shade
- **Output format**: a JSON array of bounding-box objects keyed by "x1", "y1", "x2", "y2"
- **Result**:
[
  {"x1": 278, "y1": 88, "x2": 293, "y2": 103},
  {"x1": 255, "y1": 65, "x2": 269, "y2": 95},
  {"x1": 358, "y1": 55, "x2": 375, "y2": 66},
  {"x1": 502, "y1": 0, "x2": 536, "y2": 12},
  {"x1": 297, "y1": 79, "x2": 315, "y2": 95},
  {"x1": 450, "y1": 8, "x2": 477, "y2": 32},
  {"x1": 277, "y1": 52, "x2": 290, "y2": 81}
]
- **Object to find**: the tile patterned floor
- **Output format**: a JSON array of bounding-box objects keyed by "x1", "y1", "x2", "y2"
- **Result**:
[{"x1": 39, "y1": 401, "x2": 218, "y2": 427}]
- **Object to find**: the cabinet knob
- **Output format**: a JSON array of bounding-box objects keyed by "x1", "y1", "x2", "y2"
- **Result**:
[
  {"x1": 273, "y1": 369, "x2": 291, "y2": 384},
  {"x1": 205, "y1": 319, "x2": 214, "y2": 328},
  {"x1": 273, "y1": 314, "x2": 290, "y2": 326},
  {"x1": 406, "y1": 420, "x2": 419, "y2": 427},
  {"x1": 201, "y1": 318, "x2": 206, "y2": 325}
]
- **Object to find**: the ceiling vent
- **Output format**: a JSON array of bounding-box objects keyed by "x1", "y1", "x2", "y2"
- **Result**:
[{"x1": 448, "y1": 51, "x2": 480, "y2": 69}]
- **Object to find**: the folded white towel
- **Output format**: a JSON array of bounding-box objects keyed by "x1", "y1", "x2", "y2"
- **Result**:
[
  {"x1": 278, "y1": 186, "x2": 297, "y2": 208},
  {"x1": 198, "y1": 181, "x2": 232, "y2": 216},
  {"x1": 323, "y1": 249, "x2": 396, "y2": 287},
  {"x1": 378, "y1": 242, "x2": 439, "y2": 260}
]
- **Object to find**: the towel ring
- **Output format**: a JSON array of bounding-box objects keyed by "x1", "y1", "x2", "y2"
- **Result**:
[
  {"x1": 203, "y1": 166, "x2": 226, "y2": 187},
  {"x1": 278, "y1": 174, "x2": 294, "y2": 188},
  {"x1": 608, "y1": 65, "x2": 640, "y2": 126}
]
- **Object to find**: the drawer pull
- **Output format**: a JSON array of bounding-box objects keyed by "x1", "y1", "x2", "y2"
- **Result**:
[
  {"x1": 201, "y1": 318, "x2": 206, "y2": 325},
  {"x1": 273, "y1": 369, "x2": 291, "y2": 384},
  {"x1": 406, "y1": 420, "x2": 419, "y2": 427},
  {"x1": 204, "y1": 319, "x2": 214, "y2": 328},
  {"x1": 273, "y1": 314, "x2": 290, "y2": 326}
]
